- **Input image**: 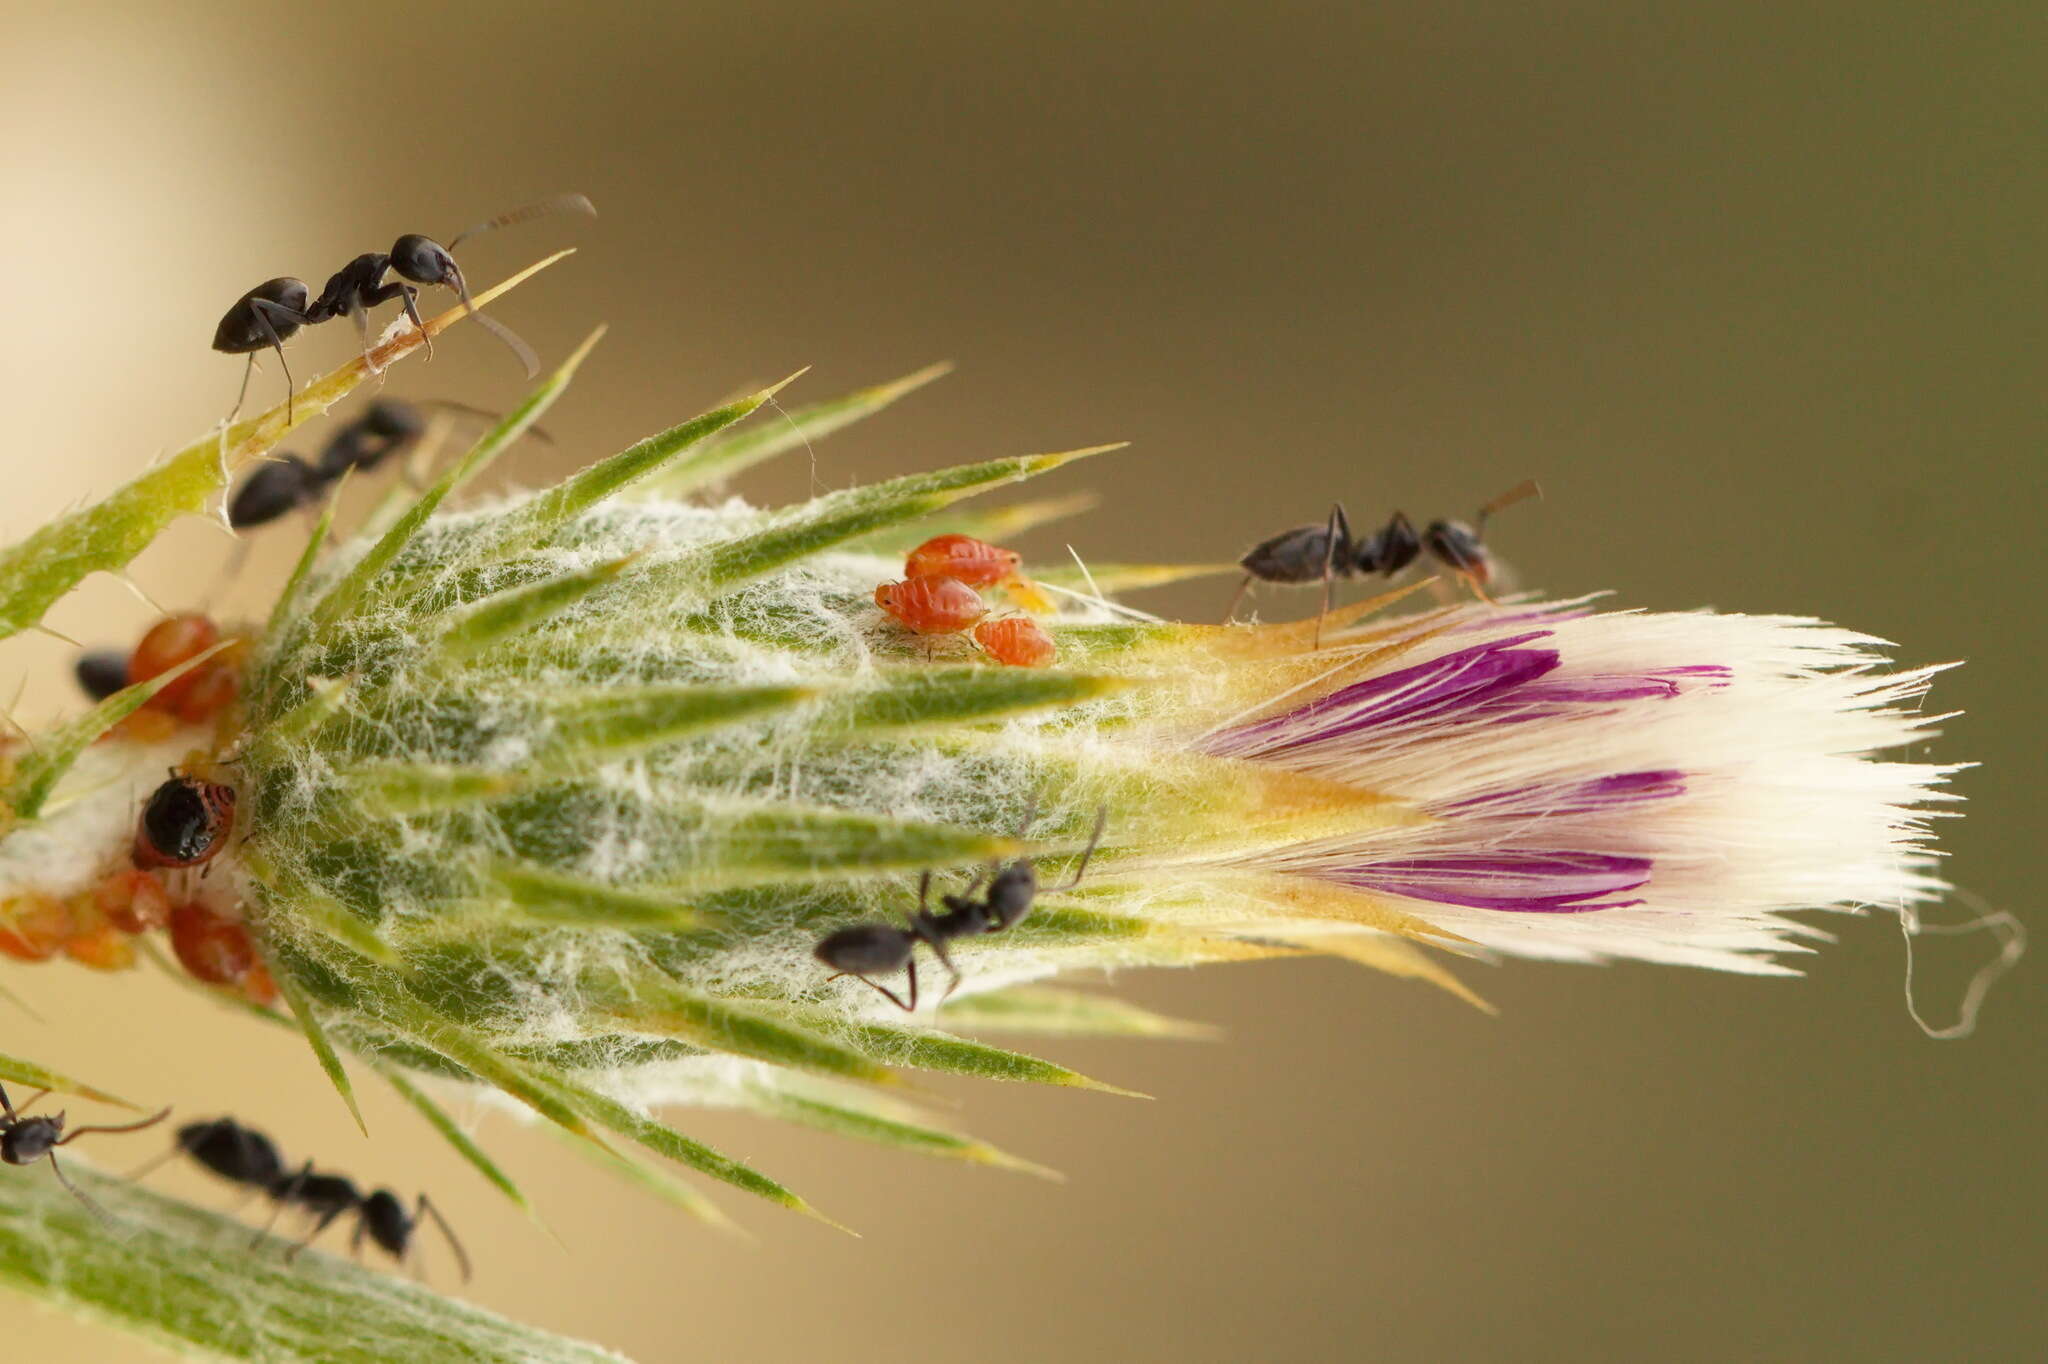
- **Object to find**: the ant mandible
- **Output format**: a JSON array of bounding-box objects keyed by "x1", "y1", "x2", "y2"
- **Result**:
[
  {"x1": 0, "y1": 1081, "x2": 170, "y2": 1221},
  {"x1": 815, "y1": 806, "x2": 1107, "y2": 1011},
  {"x1": 211, "y1": 194, "x2": 595, "y2": 422},
  {"x1": 1227, "y1": 479, "x2": 1541, "y2": 645}
]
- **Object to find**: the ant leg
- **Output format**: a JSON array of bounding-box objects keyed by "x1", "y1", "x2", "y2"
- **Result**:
[
  {"x1": 1222, "y1": 574, "x2": 1253, "y2": 625},
  {"x1": 345, "y1": 300, "x2": 382, "y2": 373},
  {"x1": 284, "y1": 1204, "x2": 351, "y2": 1263},
  {"x1": 246, "y1": 299, "x2": 304, "y2": 424},
  {"x1": 56, "y1": 1106, "x2": 172, "y2": 1144},
  {"x1": 903, "y1": 955, "x2": 919, "y2": 1012},
  {"x1": 225, "y1": 355, "x2": 256, "y2": 427},
  {"x1": 123, "y1": 1146, "x2": 183, "y2": 1183},
  {"x1": 12, "y1": 1088, "x2": 48, "y2": 1117},
  {"x1": 396, "y1": 284, "x2": 433, "y2": 361},
  {"x1": 1048, "y1": 806, "x2": 1110, "y2": 891},
  {"x1": 826, "y1": 971, "x2": 914, "y2": 1012},
  {"x1": 418, "y1": 1193, "x2": 472, "y2": 1283},
  {"x1": 1314, "y1": 503, "x2": 1346, "y2": 651},
  {"x1": 256, "y1": 1161, "x2": 312, "y2": 1246},
  {"x1": 927, "y1": 936, "x2": 963, "y2": 1005}
]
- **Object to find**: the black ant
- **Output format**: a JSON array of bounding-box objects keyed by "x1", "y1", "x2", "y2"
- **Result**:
[
  {"x1": 212, "y1": 194, "x2": 595, "y2": 422},
  {"x1": 226, "y1": 398, "x2": 428, "y2": 529},
  {"x1": 1226, "y1": 479, "x2": 1542, "y2": 644},
  {"x1": 134, "y1": 771, "x2": 236, "y2": 871},
  {"x1": 164, "y1": 1117, "x2": 470, "y2": 1278},
  {"x1": 815, "y1": 807, "x2": 1107, "y2": 1011},
  {"x1": 224, "y1": 398, "x2": 548, "y2": 531},
  {"x1": 0, "y1": 1081, "x2": 170, "y2": 1222}
]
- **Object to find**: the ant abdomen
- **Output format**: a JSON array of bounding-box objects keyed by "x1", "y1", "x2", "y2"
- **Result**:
[{"x1": 814, "y1": 923, "x2": 914, "y2": 976}]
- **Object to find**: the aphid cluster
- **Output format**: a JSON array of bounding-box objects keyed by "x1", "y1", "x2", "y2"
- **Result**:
[
  {"x1": 816, "y1": 807, "x2": 1106, "y2": 1009},
  {"x1": 213, "y1": 194, "x2": 594, "y2": 420},
  {"x1": 1229, "y1": 480, "x2": 1542, "y2": 639},
  {"x1": 168, "y1": 1117, "x2": 469, "y2": 1278},
  {"x1": 0, "y1": 750, "x2": 264, "y2": 1000},
  {"x1": 872, "y1": 533, "x2": 1059, "y2": 666},
  {"x1": 0, "y1": 1081, "x2": 169, "y2": 1222}
]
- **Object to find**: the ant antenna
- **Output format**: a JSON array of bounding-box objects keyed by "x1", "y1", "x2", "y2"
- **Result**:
[
  {"x1": 56, "y1": 1107, "x2": 173, "y2": 1146},
  {"x1": 1047, "y1": 806, "x2": 1109, "y2": 892},
  {"x1": 447, "y1": 193, "x2": 597, "y2": 252},
  {"x1": 1475, "y1": 478, "x2": 1542, "y2": 531},
  {"x1": 417, "y1": 1193, "x2": 473, "y2": 1283},
  {"x1": 437, "y1": 194, "x2": 594, "y2": 378},
  {"x1": 447, "y1": 269, "x2": 540, "y2": 379},
  {"x1": 45, "y1": 1152, "x2": 117, "y2": 1227}
]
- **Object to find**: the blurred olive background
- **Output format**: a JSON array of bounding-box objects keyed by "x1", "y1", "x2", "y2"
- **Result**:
[{"x1": 1, "y1": 2, "x2": 2041, "y2": 1360}]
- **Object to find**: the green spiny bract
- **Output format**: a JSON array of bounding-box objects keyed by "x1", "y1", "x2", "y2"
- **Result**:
[{"x1": 222, "y1": 338, "x2": 1456, "y2": 1219}]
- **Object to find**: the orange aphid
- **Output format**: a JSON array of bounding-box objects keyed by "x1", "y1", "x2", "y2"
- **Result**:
[
  {"x1": 905, "y1": 534, "x2": 1023, "y2": 588},
  {"x1": 874, "y1": 577, "x2": 989, "y2": 635},
  {"x1": 110, "y1": 708, "x2": 181, "y2": 744},
  {"x1": 973, "y1": 617, "x2": 1057, "y2": 668},
  {"x1": 64, "y1": 924, "x2": 135, "y2": 972},
  {"x1": 240, "y1": 961, "x2": 279, "y2": 1007},
  {"x1": 169, "y1": 660, "x2": 241, "y2": 725},
  {"x1": 0, "y1": 894, "x2": 76, "y2": 962},
  {"x1": 167, "y1": 902, "x2": 256, "y2": 987},
  {"x1": 127, "y1": 614, "x2": 246, "y2": 725},
  {"x1": 906, "y1": 534, "x2": 1056, "y2": 614},
  {"x1": 128, "y1": 614, "x2": 220, "y2": 702},
  {"x1": 96, "y1": 869, "x2": 173, "y2": 934}
]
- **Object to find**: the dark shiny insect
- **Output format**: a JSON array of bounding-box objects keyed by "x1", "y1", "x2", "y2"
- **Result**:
[
  {"x1": 134, "y1": 773, "x2": 237, "y2": 870},
  {"x1": 168, "y1": 1116, "x2": 470, "y2": 1277},
  {"x1": 816, "y1": 807, "x2": 1107, "y2": 1011},
  {"x1": 1227, "y1": 480, "x2": 1542, "y2": 642},
  {"x1": 301, "y1": 194, "x2": 595, "y2": 376},
  {"x1": 224, "y1": 399, "x2": 546, "y2": 531},
  {"x1": 73, "y1": 648, "x2": 131, "y2": 702},
  {"x1": 0, "y1": 1081, "x2": 170, "y2": 1221},
  {"x1": 225, "y1": 399, "x2": 424, "y2": 529},
  {"x1": 212, "y1": 195, "x2": 593, "y2": 423}
]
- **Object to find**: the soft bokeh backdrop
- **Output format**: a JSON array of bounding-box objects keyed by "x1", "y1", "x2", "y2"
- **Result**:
[{"x1": 1, "y1": 2, "x2": 2040, "y2": 1359}]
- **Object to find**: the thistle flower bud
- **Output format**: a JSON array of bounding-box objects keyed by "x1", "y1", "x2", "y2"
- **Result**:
[{"x1": 0, "y1": 337, "x2": 1978, "y2": 1234}]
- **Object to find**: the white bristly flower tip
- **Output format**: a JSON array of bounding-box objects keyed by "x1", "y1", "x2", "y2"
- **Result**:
[{"x1": 1196, "y1": 599, "x2": 1961, "y2": 974}]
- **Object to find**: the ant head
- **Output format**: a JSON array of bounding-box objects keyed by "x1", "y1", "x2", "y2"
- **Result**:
[
  {"x1": 388, "y1": 234, "x2": 461, "y2": 289},
  {"x1": 360, "y1": 1189, "x2": 412, "y2": 1255},
  {"x1": 1422, "y1": 519, "x2": 1487, "y2": 579},
  {"x1": 0, "y1": 1115, "x2": 62, "y2": 1166}
]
